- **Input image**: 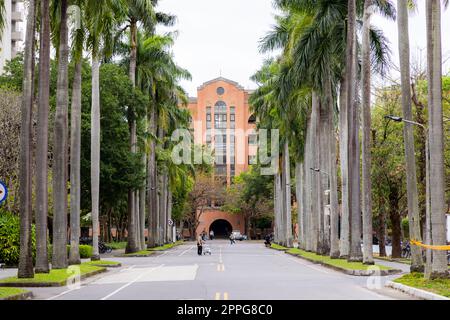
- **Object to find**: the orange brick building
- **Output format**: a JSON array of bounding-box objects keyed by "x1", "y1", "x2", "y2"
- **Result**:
[{"x1": 186, "y1": 77, "x2": 257, "y2": 238}]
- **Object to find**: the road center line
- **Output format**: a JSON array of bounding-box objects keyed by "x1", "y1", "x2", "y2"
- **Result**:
[
  {"x1": 100, "y1": 264, "x2": 164, "y2": 300},
  {"x1": 179, "y1": 245, "x2": 195, "y2": 256}
]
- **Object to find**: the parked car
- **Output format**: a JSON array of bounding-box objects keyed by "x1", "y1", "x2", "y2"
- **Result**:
[{"x1": 231, "y1": 231, "x2": 247, "y2": 241}]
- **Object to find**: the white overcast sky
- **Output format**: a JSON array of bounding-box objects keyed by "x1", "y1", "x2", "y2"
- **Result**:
[{"x1": 156, "y1": 0, "x2": 450, "y2": 97}]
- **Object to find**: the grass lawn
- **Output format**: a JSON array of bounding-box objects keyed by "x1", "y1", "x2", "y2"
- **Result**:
[
  {"x1": 270, "y1": 243, "x2": 288, "y2": 250},
  {"x1": 83, "y1": 260, "x2": 121, "y2": 266},
  {"x1": 287, "y1": 248, "x2": 392, "y2": 271},
  {"x1": 148, "y1": 241, "x2": 184, "y2": 251},
  {"x1": 0, "y1": 288, "x2": 30, "y2": 299},
  {"x1": 0, "y1": 263, "x2": 105, "y2": 286},
  {"x1": 394, "y1": 273, "x2": 450, "y2": 298},
  {"x1": 123, "y1": 250, "x2": 155, "y2": 256}
]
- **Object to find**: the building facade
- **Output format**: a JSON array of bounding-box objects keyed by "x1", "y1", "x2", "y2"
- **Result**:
[
  {"x1": 0, "y1": 0, "x2": 24, "y2": 73},
  {"x1": 186, "y1": 77, "x2": 257, "y2": 238}
]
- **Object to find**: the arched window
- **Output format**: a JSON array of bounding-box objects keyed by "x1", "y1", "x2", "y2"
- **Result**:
[
  {"x1": 248, "y1": 114, "x2": 256, "y2": 124},
  {"x1": 214, "y1": 101, "x2": 227, "y2": 129}
]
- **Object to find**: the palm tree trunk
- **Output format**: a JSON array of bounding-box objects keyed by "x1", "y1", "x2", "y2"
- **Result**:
[
  {"x1": 311, "y1": 92, "x2": 320, "y2": 253},
  {"x1": 319, "y1": 99, "x2": 329, "y2": 255},
  {"x1": 69, "y1": 60, "x2": 82, "y2": 265},
  {"x1": 326, "y1": 79, "x2": 340, "y2": 258},
  {"x1": 295, "y1": 161, "x2": 305, "y2": 249},
  {"x1": 283, "y1": 140, "x2": 293, "y2": 247},
  {"x1": 304, "y1": 116, "x2": 313, "y2": 252},
  {"x1": 147, "y1": 102, "x2": 157, "y2": 248},
  {"x1": 274, "y1": 168, "x2": 282, "y2": 244},
  {"x1": 18, "y1": 0, "x2": 36, "y2": 278},
  {"x1": 128, "y1": 19, "x2": 138, "y2": 249},
  {"x1": 397, "y1": 0, "x2": 424, "y2": 272},
  {"x1": 425, "y1": 0, "x2": 448, "y2": 278},
  {"x1": 361, "y1": 0, "x2": 374, "y2": 265},
  {"x1": 52, "y1": 0, "x2": 69, "y2": 269},
  {"x1": 339, "y1": 77, "x2": 350, "y2": 258},
  {"x1": 91, "y1": 56, "x2": 101, "y2": 260},
  {"x1": 35, "y1": 0, "x2": 50, "y2": 273},
  {"x1": 140, "y1": 152, "x2": 147, "y2": 250},
  {"x1": 126, "y1": 119, "x2": 139, "y2": 253},
  {"x1": 347, "y1": 0, "x2": 362, "y2": 262},
  {"x1": 167, "y1": 189, "x2": 173, "y2": 242},
  {"x1": 135, "y1": 190, "x2": 140, "y2": 245}
]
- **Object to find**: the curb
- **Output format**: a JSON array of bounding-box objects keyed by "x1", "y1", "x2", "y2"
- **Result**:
[
  {"x1": 0, "y1": 291, "x2": 33, "y2": 301},
  {"x1": 0, "y1": 268, "x2": 107, "y2": 287},
  {"x1": 285, "y1": 251, "x2": 402, "y2": 276},
  {"x1": 385, "y1": 281, "x2": 450, "y2": 300},
  {"x1": 89, "y1": 263, "x2": 122, "y2": 268},
  {"x1": 114, "y1": 253, "x2": 154, "y2": 258},
  {"x1": 268, "y1": 246, "x2": 289, "y2": 252}
]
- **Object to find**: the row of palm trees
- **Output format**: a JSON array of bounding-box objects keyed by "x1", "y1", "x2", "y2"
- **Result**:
[
  {"x1": 13, "y1": 0, "x2": 191, "y2": 278},
  {"x1": 251, "y1": 0, "x2": 448, "y2": 278}
]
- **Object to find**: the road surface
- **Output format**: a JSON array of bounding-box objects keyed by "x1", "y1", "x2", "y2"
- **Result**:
[{"x1": 28, "y1": 240, "x2": 413, "y2": 300}]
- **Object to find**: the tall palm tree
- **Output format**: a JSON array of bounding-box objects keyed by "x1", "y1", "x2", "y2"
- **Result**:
[
  {"x1": 18, "y1": 0, "x2": 36, "y2": 279},
  {"x1": 397, "y1": 0, "x2": 423, "y2": 272},
  {"x1": 52, "y1": 0, "x2": 70, "y2": 269},
  {"x1": 128, "y1": 32, "x2": 189, "y2": 247},
  {"x1": 425, "y1": 0, "x2": 448, "y2": 278},
  {"x1": 346, "y1": 0, "x2": 363, "y2": 262},
  {"x1": 69, "y1": 0, "x2": 86, "y2": 265},
  {"x1": 85, "y1": 0, "x2": 126, "y2": 260},
  {"x1": 361, "y1": 0, "x2": 374, "y2": 265},
  {"x1": 35, "y1": 0, "x2": 51, "y2": 273}
]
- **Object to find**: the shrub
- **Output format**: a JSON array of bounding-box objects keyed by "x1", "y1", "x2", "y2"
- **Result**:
[
  {"x1": 0, "y1": 210, "x2": 36, "y2": 266},
  {"x1": 79, "y1": 245, "x2": 93, "y2": 258},
  {"x1": 65, "y1": 245, "x2": 93, "y2": 258}
]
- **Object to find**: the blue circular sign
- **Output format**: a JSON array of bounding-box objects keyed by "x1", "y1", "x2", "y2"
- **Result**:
[{"x1": 0, "y1": 181, "x2": 8, "y2": 205}]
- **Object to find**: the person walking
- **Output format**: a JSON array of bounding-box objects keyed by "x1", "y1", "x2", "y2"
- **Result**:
[
  {"x1": 197, "y1": 234, "x2": 204, "y2": 255},
  {"x1": 209, "y1": 230, "x2": 214, "y2": 240},
  {"x1": 229, "y1": 233, "x2": 235, "y2": 245}
]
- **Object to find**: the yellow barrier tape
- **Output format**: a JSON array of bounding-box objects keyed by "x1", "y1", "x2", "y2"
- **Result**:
[{"x1": 410, "y1": 240, "x2": 450, "y2": 251}]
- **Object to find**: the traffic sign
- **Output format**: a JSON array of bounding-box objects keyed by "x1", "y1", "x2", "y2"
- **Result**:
[
  {"x1": 0, "y1": 181, "x2": 8, "y2": 205},
  {"x1": 168, "y1": 219, "x2": 173, "y2": 226}
]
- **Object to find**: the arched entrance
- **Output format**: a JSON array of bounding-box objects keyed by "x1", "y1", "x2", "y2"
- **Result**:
[{"x1": 209, "y1": 219, "x2": 233, "y2": 238}]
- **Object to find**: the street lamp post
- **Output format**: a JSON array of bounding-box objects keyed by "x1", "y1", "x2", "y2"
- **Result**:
[{"x1": 385, "y1": 115, "x2": 431, "y2": 276}]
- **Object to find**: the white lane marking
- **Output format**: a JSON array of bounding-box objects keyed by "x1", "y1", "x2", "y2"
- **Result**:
[
  {"x1": 47, "y1": 289, "x2": 75, "y2": 300},
  {"x1": 120, "y1": 265, "x2": 136, "y2": 272},
  {"x1": 179, "y1": 245, "x2": 195, "y2": 256},
  {"x1": 100, "y1": 264, "x2": 164, "y2": 300}
]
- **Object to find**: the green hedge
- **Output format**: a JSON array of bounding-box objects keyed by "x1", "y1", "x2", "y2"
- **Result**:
[
  {"x1": 0, "y1": 210, "x2": 93, "y2": 266},
  {"x1": 0, "y1": 211, "x2": 36, "y2": 266}
]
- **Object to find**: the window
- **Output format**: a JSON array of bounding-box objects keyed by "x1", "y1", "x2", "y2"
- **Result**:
[
  {"x1": 230, "y1": 114, "x2": 235, "y2": 121},
  {"x1": 217, "y1": 87, "x2": 225, "y2": 95},
  {"x1": 206, "y1": 107, "x2": 212, "y2": 129},
  {"x1": 248, "y1": 134, "x2": 257, "y2": 145},
  {"x1": 248, "y1": 114, "x2": 256, "y2": 124},
  {"x1": 248, "y1": 155, "x2": 257, "y2": 165}
]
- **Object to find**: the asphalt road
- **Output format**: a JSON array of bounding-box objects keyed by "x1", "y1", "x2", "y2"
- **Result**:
[{"x1": 29, "y1": 240, "x2": 414, "y2": 300}]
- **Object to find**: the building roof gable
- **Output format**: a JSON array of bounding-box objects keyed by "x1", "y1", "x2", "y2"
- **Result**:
[{"x1": 197, "y1": 77, "x2": 245, "y2": 91}]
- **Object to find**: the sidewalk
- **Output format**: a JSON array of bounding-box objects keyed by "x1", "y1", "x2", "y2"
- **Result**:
[
  {"x1": 0, "y1": 268, "x2": 18, "y2": 280},
  {"x1": 373, "y1": 259, "x2": 411, "y2": 273}
]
